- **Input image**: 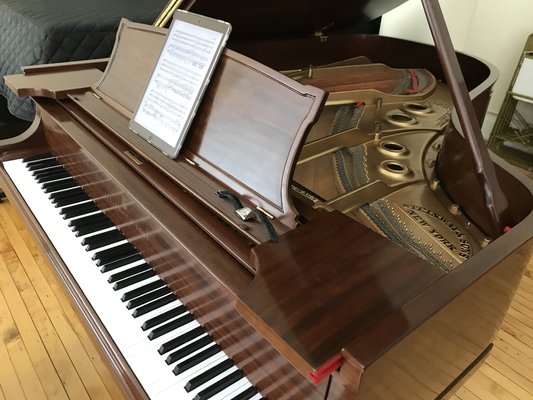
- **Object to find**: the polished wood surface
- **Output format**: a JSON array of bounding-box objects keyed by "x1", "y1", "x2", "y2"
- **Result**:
[
  {"x1": 1, "y1": 18, "x2": 532, "y2": 399},
  {"x1": 0, "y1": 102, "x2": 327, "y2": 399},
  {"x1": 180, "y1": 0, "x2": 407, "y2": 41},
  {"x1": 4, "y1": 69, "x2": 102, "y2": 100},
  {"x1": 240, "y1": 211, "x2": 444, "y2": 377},
  {"x1": 0, "y1": 197, "x2": 531, "y2": 399}
]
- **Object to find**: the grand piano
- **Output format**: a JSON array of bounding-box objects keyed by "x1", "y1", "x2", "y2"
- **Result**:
[{"x1": 0, "y1": 0, "x2": 532, "y2": 399}]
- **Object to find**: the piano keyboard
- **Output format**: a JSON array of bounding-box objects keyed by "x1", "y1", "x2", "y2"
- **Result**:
[{"x1": 5, "y1": 155, "x2": 263, "y2": 400}]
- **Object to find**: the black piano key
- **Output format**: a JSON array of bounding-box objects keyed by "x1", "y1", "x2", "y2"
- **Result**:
[
  {"x1": 42, "y1": 176, "x2": 75, "y2": 190},
  {"x1": 141, "y1": 304, "x2": 187, "y2": 330},
  {"x1": 132, "y1": 293, "x2": 176, "y2": 317},
  {"x1": 185, "y1": 359, "x2": 234, "y2": 392},
  {"x1": 230, "y1": 386, "x2": 260, "y2": 400},
  {"x1": 32, "y1": 165, "x2": 64, "y2": 178},
  {"x1": 82, "y1": 229, "x2": 126, "y2": 251},
  {"x1": 22, "y1": 153, "x2": 53, "y2": 163},
  {"x1": 165, "y1": 335, "x2": 212, "y2": 365},
  {"x1": 93, "y1": 242, "x2": 137, "y2": 265},
  {"x1": 60, "y1": 201, "x2": 98, "y2": 219},
  {"x1": 37, "y1": 170, "x2": 70, "y2": 184},
  {"x1": 100, "y1": 253, "x2": 143, "y2": 273},
  {"x1": 51, "y1": 187, "x2": 86, "y2": 203},
  {"x1": 69, "y1": 212, "x2": 107, "y2": 228},
  {"x1": 73, "y1": 217, "x2": 114, "y2": 236},
  {"x1": 113, "y1": 269, "x2": 156, "y2": 291},
  {"x1": 31, "y1": 162, "x2": 62, "y2": 173},
  {"x1": 42, "y1": 179, "x2": 78, "y2": 194},
  {"x1": 147, "y1": 313, "x2": 194, "y2": 340},
  {"x1": 54, "y1": 192, "x2": 91, "y2": 208},
  {"x1": 107, "y1": 263, "x2": 151, "y2": 283},
  {"x1": 126, "y1": 286, "x2": 172, "y2": 310},
  {"x1": 193, "y1": 370, "x2": 244, "y2": 400},
  {"x1": 159, "y1": 325, "x2": 205, "y2": 355},
  {"x1": 173, "y1": 344, "x2": 221, "y2": 376},
  {"x1": 26, "y1": 158, "x2": 59, "y2": 171}
]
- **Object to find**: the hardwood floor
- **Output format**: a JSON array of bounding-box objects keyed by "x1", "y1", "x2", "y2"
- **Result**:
[
  {"x1": 0, "y1": 199, "x2": 125, "y2": 400},
  {"x1": 0, "y1": 197, "x2": 531, "y2": 399}
]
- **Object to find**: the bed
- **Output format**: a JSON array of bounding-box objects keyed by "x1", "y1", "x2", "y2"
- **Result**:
[{"x1": 0, "y1": 0, "x2": 169, "y2": 121}]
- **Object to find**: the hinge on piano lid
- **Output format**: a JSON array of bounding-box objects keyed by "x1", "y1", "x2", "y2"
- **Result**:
[
  {"x1": 124, "y1": 150, "x2": 144, "y2": 165},
  {"x1": 314, "y1": 22, "x2": 335, "y2": 42}
]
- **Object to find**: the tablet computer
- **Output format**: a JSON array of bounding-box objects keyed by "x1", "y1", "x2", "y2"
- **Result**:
[{"x1": 129, "y1": 10, "x2": 231, "y2": 158}]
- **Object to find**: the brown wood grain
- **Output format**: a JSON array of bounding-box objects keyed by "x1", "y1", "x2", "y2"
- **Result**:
[
  {"x1": 239, "y1": 210, "x2": 443, "y2": 378},
  {"x1": 1, "y1": 22, "x2": 532, "y2": 400},
  {"x1": 0, "y1": 110, "x2": 326, "y2": 399}
]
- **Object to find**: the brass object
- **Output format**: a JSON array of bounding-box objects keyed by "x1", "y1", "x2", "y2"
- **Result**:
[
  {"x1": 124, "y1": 150, "x2": 144, "y2": 165},
  {"x1": 183, "y1": 157, "x2": 196, "y2": 166},
  {"x1": 378, "y1": 140, "x2": 409, "y2": 156},
  {"x1": 256, "y1": 206, "x2": 275, "y2": 219},
  {"x1": 153, "y1": 0, "x2": 184, "y2": 28},
  {"x1": 425, "y1": 158, "x2": 436, "y2": 168},
  {"x1": 402, "y1": 102, "x2": 433, "y2": 115},
  {"x1": 292, "y1": 62, "x2": 486, "y2": 270},
  {"x1": 385, "y1": 110, "x2": 418, "y2": 127},
  {"x1": 449, "y1": 203, "x2": 460, "y2": 215}
]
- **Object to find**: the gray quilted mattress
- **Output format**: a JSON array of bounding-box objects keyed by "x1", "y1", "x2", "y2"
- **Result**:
[{"x1": 0, "y1": 0, "x2": 168, "y2": 120}]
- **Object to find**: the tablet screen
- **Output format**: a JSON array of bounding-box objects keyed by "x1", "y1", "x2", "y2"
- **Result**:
[{"x1": 130, "y1": 11, "x2": 231, "y2": 158}]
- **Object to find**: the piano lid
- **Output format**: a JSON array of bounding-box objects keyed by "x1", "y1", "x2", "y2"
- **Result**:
[{"x1": 176, "y1": 0, "x2": 409, "y2": 40}]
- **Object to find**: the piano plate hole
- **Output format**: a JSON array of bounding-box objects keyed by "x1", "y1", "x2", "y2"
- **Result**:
[
  {"x1": 380, "y1": 141, "x2": 408, "y2": 155},
  {"x1": 385, "y1": 111, "x2": 417, "y2": 126},
  {"x1": 380, "y1": 160, "x2": 410, "y2": 176},
  {"x1": 403, "y1": 102, "x2": 433, "y2": 115}
]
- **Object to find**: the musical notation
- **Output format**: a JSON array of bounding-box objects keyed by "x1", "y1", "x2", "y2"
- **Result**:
[
  {"x1": 167, "y1": 30, "x2": 216, "y2": 70},
  {"x1": 131, "y1": 18, "x2": 224, "y2": 153}
]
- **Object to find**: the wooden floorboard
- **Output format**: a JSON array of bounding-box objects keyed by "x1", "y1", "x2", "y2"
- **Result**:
[
  {"x1": 0, "y1": 196, "x2": 531, "y2": 399},
  {"x1": 0, "y1": 199, "x2": 125, "y2": 400}
]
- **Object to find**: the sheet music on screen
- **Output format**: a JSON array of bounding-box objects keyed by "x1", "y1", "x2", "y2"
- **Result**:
[{"x1": 130, "y1": 12, "x2": 231, "y2": 157}]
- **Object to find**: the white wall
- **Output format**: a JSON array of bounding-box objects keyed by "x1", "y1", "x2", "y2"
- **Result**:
[{"x1": 380, "y1": 0, "x2": 533, "y2": 120}]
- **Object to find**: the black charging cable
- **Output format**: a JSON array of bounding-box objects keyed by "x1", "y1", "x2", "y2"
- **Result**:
[{"x1": 216, "y1": 190, "x2": 278, "y2": 242}]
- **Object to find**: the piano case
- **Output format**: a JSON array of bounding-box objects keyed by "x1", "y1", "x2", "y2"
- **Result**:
[{"x1": 1, "y1": 1, "x2": 532, "y2": 399}]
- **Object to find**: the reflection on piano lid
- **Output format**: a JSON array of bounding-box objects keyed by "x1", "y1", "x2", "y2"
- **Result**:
[
  {"x1": 1, "y1": 1, "x2": 532, "y2": 399},
  {"x1": 5, "y1": 154, "x2": 263, "y2": 400}
]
